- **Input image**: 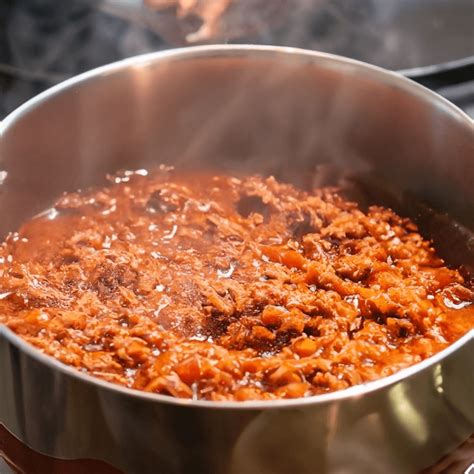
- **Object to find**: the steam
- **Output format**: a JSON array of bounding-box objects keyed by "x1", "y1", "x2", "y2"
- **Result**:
[
  {"x1": 3, "y1": 0, "x2": 472, "y2": 119},
  {"x1": 1, "y1": 0, "x2": 373, "y2": 118}
]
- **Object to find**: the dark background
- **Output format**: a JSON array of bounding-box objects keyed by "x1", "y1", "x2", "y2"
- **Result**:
[
  {"x1": 0, "y1": 0, "x2": 166, "y2": 118},
  {"x1": 1, "y1": 0, "x2": 473, "y2": 119}
]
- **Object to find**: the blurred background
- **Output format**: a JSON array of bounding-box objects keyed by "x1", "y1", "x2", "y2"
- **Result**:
[{"x1": 0, "y1": 0, "x2": 473, "y2": 120}]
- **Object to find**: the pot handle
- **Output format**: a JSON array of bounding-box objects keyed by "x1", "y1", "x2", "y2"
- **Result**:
[{"x1": 406, "y1": 61, "x2": 474, "y2": 89}]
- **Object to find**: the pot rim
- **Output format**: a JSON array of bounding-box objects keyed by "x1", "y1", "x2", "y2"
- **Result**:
[
  {"x1": 0, "y1": 44, "x2": 473, "y2": 410},
  {"x1": 1, "y1": 44, "x2": 473, "y2": 132},
  {"x1": 2, "y1": 324, "x2": 472, "y2": 410}
]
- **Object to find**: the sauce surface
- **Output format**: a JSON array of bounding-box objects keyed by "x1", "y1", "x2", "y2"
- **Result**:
[{"x1": 1, "y1": 168, "x2": 473, "y2": 401}]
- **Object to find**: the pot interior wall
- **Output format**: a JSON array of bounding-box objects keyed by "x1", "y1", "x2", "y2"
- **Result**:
[{"x1": 0, "y1": 50, "x2": 473, "y2": 238}]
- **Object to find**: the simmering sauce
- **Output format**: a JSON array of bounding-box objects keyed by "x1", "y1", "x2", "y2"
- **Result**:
[{"x1": 0, "y1": 167, "x2": 473, "y2": 400}]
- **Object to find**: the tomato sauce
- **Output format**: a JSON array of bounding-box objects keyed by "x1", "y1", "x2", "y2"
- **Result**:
[{"x1": 1, "y1": 167, "x2": 472, "y2": 400}]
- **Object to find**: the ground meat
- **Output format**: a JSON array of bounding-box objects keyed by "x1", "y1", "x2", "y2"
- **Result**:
[{"x1": 0, "y1": 167, "x2": 473, "y2": 401}]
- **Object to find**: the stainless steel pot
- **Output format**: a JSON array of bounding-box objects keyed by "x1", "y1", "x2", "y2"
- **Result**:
[{"x1": 0, "y1": 45, "x2": 473, "y2": 474}]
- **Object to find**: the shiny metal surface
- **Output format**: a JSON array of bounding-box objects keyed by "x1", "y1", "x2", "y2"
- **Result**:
[{"x1": 0, "y1": 45, "x2": 473, "y2": 474}]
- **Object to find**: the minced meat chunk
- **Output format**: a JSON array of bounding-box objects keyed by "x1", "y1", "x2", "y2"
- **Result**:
[{"x1": 0, "y1": 168, "x2": 472, "y2": 401}]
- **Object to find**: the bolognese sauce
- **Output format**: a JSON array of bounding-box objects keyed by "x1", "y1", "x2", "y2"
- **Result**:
[{"x1": 0, "y1": 168, "x2": 472, "y2": 400}]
